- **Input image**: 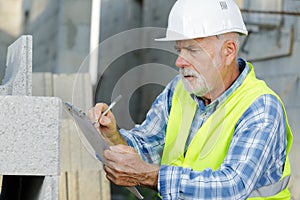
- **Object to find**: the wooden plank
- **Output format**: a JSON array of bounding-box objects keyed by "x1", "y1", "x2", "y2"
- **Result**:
[
  {"x1": 33, "y1": 73, "x2": 111, "y2": 199},
  {"x1": 99, "y1": 170, "x2": 111, "y2": 200},
  {"x1": 59, "y1": 170, "x2": 110, "y2": 200},
  {"x1": 32, "y1": 73, "x2": 53, "y2": 96},
  {"x1": 59, "y1": 172, "x2": 68, "y2": 200},
  {"x1": 53, "y1": 73, "x2": 93, "y2": 119},
  {"x1": 66, "y1": 171, "x2": 80, "y2": 200},
  {"x1": 61, "y1": 119, "x2": 83, "y2": 171},
  {"x1": 78, "y1": 171, "x2": 101, "y2": 200}
]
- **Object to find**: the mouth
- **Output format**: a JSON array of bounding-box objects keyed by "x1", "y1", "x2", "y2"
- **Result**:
[
  {"x1": 183, "y1": 74, "x2": 196, "y2": 81},
  {"x1": 180, "y1": 68, "x2": 198, "y2": 81}
]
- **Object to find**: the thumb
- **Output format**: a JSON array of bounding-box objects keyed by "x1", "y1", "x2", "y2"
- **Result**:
[{"x1": 99, "y1": 116, "x2": 111, "y2": 126}]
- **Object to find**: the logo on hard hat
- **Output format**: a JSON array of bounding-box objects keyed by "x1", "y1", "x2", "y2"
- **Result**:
[{"x1": 219, "y1": 1, "x2": 228, "y2": 10}]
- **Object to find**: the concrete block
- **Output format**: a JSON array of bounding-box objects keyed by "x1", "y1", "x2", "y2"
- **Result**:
[
  {"x1": 63, "y1": 1, "x2": 92, "y2": 25},
  {"x1": 239, "y1": 27, "x2": 293, "y2": 62},
  {"x1": 38, "y1": 176, "x2": 59, "y2": 200},
  {"x1": 33, "y1": 43, "x2": 54, "y2": 72},
  {"x1": 0, "y1": 35, "x2": 32, "y2": 96},
  {"x1": 246, "y1": 42, "x2": 300, "y2": 80},
  {"x1": 100, "y1": 0, "x2": 141, "y2": 41},
  {"x1": 0, "y1": 95, "x2": 61, "y2": 176},
  {"x1": 262, "y1": 75, "x2": 300, "y2": 108},
  {"x1": 143, "y1": 0, "x2": 175, "y2": 27},
  {"x1": 73, "y1": 25, "x2": 90, "y2": 53},
  {"x1": 56, "y1": 50, "x2": 86, "y2": 73},
  {"x1": 242, "y1": 0, "x2": 282, "y2": 26}
]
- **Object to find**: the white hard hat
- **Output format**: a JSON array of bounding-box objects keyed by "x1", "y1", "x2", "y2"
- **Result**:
[{"x1": 156, "y1": 0, "x2": 248, "y2": 41}]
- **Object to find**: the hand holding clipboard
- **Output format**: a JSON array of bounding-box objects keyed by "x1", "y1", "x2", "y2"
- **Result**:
[{"x1": 64, "y1": 98, "x2": 144, "y2": 199}]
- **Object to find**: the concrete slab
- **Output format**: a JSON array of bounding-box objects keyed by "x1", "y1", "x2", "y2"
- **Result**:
[
  {"x1": 0, "y1": 95, "x2": 61, "y2": 176},
  {"x1": 0, "y1": 35, "x2": 32, "y2": 96}
]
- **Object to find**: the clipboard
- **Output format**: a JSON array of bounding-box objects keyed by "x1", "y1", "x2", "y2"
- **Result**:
[{"x1": 64, "y1": 101, "x2": 144, "y2": 199}]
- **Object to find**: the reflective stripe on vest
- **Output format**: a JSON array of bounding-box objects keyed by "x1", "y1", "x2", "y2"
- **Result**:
[
  {"x1": 161, "y1": 63, "x2": 293, "y2": 199},
  {"x1": 249, "y1": 175, "x2": 290, "y2": 198}
]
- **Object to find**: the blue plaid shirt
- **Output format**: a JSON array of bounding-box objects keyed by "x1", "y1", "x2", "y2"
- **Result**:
[{"x1": 120, "y1": 59, "x2": 287, "y2": 199}]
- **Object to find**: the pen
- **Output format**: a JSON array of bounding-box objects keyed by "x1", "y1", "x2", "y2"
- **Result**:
[{"x1": 92, "y1": 94, "x2": 122, "y2": 125}]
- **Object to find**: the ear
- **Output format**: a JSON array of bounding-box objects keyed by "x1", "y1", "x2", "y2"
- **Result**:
[{"x1": 222, "y1": 40, "x2": 237, "y2": 65}]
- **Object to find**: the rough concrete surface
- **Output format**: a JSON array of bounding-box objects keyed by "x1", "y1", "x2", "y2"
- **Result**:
[{"x1": 0, "y1": 95, "x2": 61, "y2": 176}]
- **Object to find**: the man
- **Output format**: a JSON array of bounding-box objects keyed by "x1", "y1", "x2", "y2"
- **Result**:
[{"x1": 89, "y1": 0, "x2": 293, "y2": 199}]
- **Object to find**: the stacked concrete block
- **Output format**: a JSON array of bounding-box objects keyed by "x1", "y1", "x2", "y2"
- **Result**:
[
  {"x1": 0, "y1": 35, "x2": 62, "y2": 200},
  {"x1": 0, "y1": 35, "x2": 32, "y2": 95},
  {"x1": 0, "y1": 96, "x2": 61, "y2": 175}
]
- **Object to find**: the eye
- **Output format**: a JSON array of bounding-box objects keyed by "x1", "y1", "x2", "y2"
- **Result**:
[
  {"x1": 186, "y1": 47, "x2": 201, "y2": 53},
  {"x1": 174, "y1": 47, "x2": 181, "y2": 53}
]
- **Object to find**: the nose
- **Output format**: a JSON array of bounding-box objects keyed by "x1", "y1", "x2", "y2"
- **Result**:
[{"x1": 175, "y1": 54, "x2": 190, "y2": 68}]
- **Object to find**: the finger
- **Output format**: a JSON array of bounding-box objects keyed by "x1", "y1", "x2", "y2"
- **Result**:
[
  {"x1": 103, "y1": 149, "x2": 118, "y2": 163},
  {"x1": 94, "y1": 103, "x2": 109, "y2": 119},
  {"x1": 87, "y1": 107, "x2": 97, "y2": 122},
  {"x1": 104, "y1": 165, "x2": 134, "y2": 186},
  {"x1": 99, "y1": 115, "x2": 111, "y2": 126},
  {"x1": 109, "y1": 145, "x2": 136, "y2": 154},
  {"x1": 103, "y1": 149, "x2": 127, "y2": 169},
  {"x1": 104, "y1": 165, "x2": 116, "y2": 182}
]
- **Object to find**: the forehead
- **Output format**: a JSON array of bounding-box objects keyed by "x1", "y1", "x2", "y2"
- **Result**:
[{"x1": 175, "y1": 36, "x2": 217, "y2": 48}]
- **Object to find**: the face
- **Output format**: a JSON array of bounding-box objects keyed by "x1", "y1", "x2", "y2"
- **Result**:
[{"x1": 175, "y1": 37, "x2": 225, "y2": 97}]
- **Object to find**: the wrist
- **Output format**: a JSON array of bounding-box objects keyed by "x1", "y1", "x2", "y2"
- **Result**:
[
  {"x1": 141, "y1": 164, "x2": 159, "y2": 190},
  {"x1": 107, "y1": 130, "x2": 128, "y2": 145}
]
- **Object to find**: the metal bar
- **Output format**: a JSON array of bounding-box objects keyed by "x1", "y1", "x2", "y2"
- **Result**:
[
  {"x1": 241, "y1": 9, "x2": 300, "y2": 16},
  {"x1": 89, "y1": 0, "x2": 101, "y2": 86}
]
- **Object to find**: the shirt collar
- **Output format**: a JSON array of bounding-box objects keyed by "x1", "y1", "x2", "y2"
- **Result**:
[{"x1": 191, "y1": 58, "x2": 250, "y2": 110}]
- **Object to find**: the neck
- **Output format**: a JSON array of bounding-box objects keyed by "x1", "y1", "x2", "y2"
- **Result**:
[{"x1": 202, "y1": 62, "x2": 240, "y2": 105}]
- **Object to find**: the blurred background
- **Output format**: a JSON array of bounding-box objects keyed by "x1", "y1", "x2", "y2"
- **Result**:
[{"x1": 0, "y1": 0, "x2": 299, "y2": 199}]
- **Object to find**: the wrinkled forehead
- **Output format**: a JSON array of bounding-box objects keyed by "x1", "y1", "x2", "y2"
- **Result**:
[{"x1": 175, "y1": 36, "x2": 220, "y2": 49}]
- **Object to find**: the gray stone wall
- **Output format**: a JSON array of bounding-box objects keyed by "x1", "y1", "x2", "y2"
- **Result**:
[
  {"x1": 23, "y1": 0, "x2": 62, "y2": 72},
  {"x1": 22, "y1": 0, "x2": 91, "y2": 73},
  {"x1": 57, "y1": 0, "x2": 91, "y2": 73},
  {"x1": 0, "y1": 0, "x2": 23, "y2": 83}
]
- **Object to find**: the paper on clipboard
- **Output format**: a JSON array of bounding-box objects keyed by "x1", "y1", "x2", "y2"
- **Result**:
[{"x1": 64, "y1": 102, "x2": 144, "y2": 199}]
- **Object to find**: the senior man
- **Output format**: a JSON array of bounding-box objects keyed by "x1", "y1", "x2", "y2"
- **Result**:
[{"x1": 89, "y1": 0, "x2": 293, "y2": 199}]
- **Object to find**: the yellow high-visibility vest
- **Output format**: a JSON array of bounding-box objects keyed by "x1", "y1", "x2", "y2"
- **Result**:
[{"x1": 161, "y1": 63, "x2": 292, "y2": 199}]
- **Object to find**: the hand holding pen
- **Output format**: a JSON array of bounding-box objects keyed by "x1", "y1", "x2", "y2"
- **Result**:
[
  {"x1": 92, "y1": 95, "x2": 122, "y2": 126},
  {"x1": 89, "y1": 94, "x2": 127, "y2": 145}
]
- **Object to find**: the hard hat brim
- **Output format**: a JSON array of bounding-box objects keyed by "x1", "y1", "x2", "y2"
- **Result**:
[
  {"x1": 155, "y1": 29, "x2": 248, "y2": 42},
  {"x1": 154, "y1": 31, "x2": 192, "y2": 42},
  {"x1": 155, "y1": 35, "x2": 191, "y2": 42}
]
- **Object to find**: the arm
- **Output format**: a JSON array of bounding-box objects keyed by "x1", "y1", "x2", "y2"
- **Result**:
[
  {"x1": 98, "y1": 76, "x2": 180, "y2": 190},
  {"x1": 115, "y1": 76, "x2": 180, "y2": 163},
  {"x1": 88, "y1": 76, "x2": 179, "y2": 153},
  {"x1": 159, "y1": 95, "x2": 288, "y2": 199}
]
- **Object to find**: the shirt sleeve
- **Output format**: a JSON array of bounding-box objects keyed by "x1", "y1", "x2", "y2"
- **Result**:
[
  {"x1": 158, "y1": 94, "x2": 288, "y2": 199},
  {"x1": 119, "y1": 76, "x2": 180, "y2": 164}
]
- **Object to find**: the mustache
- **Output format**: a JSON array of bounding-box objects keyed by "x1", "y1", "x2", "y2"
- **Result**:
[{"x1": 179, "y1": 68, "x2": 199, "y2": 77}]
